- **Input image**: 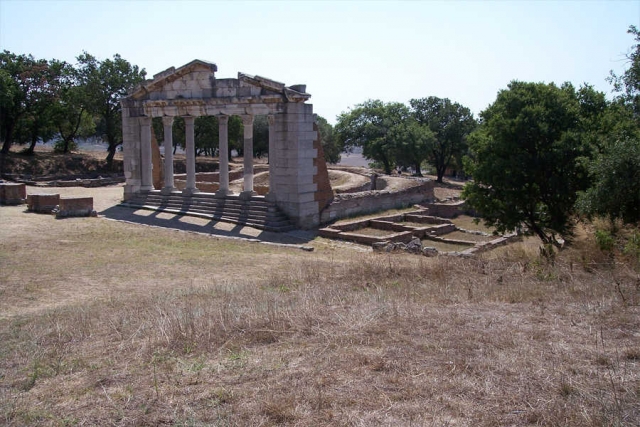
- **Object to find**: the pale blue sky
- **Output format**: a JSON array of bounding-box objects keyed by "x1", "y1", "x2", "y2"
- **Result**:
[{"x1": 1, "y1": 1, "x2": 638, "y2": 123}]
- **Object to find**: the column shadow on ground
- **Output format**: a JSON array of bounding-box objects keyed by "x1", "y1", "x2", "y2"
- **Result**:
[{"x1": 99, "y1": 204, "x2": 315, "y2": 246}]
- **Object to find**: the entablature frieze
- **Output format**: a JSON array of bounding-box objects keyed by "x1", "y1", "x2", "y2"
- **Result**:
[{"x1": 135, "y1": 99, "x2": 285, "y2": 118}]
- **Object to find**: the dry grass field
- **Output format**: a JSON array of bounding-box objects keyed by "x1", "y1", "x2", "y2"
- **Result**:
[{"x1": 1, "y1": 185, "x2": 639, "y2": 426}]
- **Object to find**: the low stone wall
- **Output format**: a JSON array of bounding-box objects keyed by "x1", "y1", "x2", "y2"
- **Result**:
[
  {"x1": 51, "y1": 177, "x2": 126, "y2": 187},
  {"x1": 420, "y1": 201, "x2": 470, "y2": 218},
  {"x1": 320, "y1": 179, "x2": 434, "y2": 224},
  {"x1": 0, "y1": 182, "x2": 26, "y2": 205},
  {"x1": 55, "y1": 197, "x2": 95, "y2": 218},
  {"x1": 27, "y1": 193, "x2": 60, "y2": 213}
]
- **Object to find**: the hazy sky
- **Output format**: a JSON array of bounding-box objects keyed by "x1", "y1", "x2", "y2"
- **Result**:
[{"x1": 1, "y1": 1, "x2": 638, "y2": 123}]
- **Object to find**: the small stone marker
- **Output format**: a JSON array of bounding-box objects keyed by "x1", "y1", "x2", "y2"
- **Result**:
[
  {"x1": 0, "y1": 182, "x2": 27, "y2": 205},
  {"x1": 54, "y1": 197, "x2": 95, "y2": 218},
  {"x1": 27, "y1": 193, "x2": 60, "y2": 213}
]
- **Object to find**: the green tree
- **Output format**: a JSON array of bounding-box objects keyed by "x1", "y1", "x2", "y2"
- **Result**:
[
  {"x1": 14, "y1": 58, "x2": 63, "y2": 155},
  {"x1": 315, "y1": 115, "x2": 342, "y2": 164},
  {"x1": 335, "y1": 100, "x2": 408, "y2": 174},
  {"x1": 228, "y1": 115, "x2": 244, "y2": 160},
  {"x1": 51, "y1": 61, "x2": 95, "y2": 154},
  {"x1": 391, "y1": 118, "x2": 434, "y2": 176},
  {"x1": 77, "y1": 52, "x2": 146, "y2": 167},
  {"x1": 409, "y1": 97, "x2": 477, "y2": 182},
  {"x1": 576, "y1": 26, "x2": 640, "y2": 225},
  {"x1": 253, "y1": 115, "x2": 269, "y2": 159},
  {"x1": 608, "y1": 25, "x2": 640, "y2": 119},
  {"x1": 462, "y1": 81, "x2": 593, "y2": 246},
  {"x1": 577, "y1": 137, "x2": 640, "y2": 224},
  {"x1": 0, "y1": 52, "x2": 41, "y2": 154},
  {"x1": 195, "y1": 116, "x2": 219, "y2": 157}
]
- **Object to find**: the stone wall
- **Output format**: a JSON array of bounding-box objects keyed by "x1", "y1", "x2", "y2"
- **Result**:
[
  {"x1": 56, "y1": 197, "x2": 94, "y2": 218},
  {"x1": 313, "y1": 121, "x2": 333, "y2": 212},
  {"x1": 27, "y1": 193, "x2": 60, "y2": 213},
  {"x1": 320, "y1": 179, "x2": 435, "y2": 224},
  {"x1": 420, "y1": 201, "x2": 471, "y2": 218},
  {"x1": 0, "y1": 182, "x2": 26, "y2": 205}
]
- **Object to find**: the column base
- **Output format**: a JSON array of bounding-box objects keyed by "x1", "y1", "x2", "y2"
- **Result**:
[
  {"x1": 161, "y1": 186, "x2": 176, "y2": 195},
  {"x1": 140, "y1": 186, "x2": 153, "y2": 192},
  {"x1": 239, "y1": 190, "x2": 257, "y2": 200},
  {"x1": 214, "y1": 189, "x2": 231, "y2": 198},
  {"x1": 182, "y1": 188, "x2": 200, "y2": 197}
]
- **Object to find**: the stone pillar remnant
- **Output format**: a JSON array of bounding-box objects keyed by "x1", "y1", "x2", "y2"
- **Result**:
[
  {"x1": 162, "y1": 116, "x2": 175, "y2": 194},
  {"x1": 183, "y1": 116, "x2": 198, "y2": 196},
  {"x1": 140, "y1": 117, "x2": 153, "y2": 191},
  {"x1": 217, "y1": 115, "x2": 230, "y2": 196},
  {"x1": 241, "y1": 115, "x2": 256, "y2": 198}
]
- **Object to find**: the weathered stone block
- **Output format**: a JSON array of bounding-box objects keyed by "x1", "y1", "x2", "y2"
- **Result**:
[
  {"x1": 27, "y1": 193, "x2": 60, "y2": 213},
  {"x1": 0, "y1": 183, "x2": 26, "y2": 205},
  {"x1": 56, "y1": 197, "x2": 94, "y2": 218}
]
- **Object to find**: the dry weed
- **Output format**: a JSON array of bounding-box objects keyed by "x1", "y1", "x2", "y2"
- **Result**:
[{"x1": 1, "y1": 213, "x2": 639, "y2": 426}]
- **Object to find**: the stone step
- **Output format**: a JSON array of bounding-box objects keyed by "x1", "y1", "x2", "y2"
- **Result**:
[
  {"x1": 122, "y1": 191, "x2": 294, "y2": 232},
  {"x1": 129, "y1": 198, "x2": 279, "y2": 220}
]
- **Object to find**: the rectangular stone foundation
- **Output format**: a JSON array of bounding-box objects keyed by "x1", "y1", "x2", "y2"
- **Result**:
[
  {"x1": 27, "y1": 193, "x2": 60, "y2": 213},
  {"x1": 0, "y1": 183, "x2": 27, "y2": 205},
  {"x1": 56, "y1": 197, "x2": 94, "y2": 218}
]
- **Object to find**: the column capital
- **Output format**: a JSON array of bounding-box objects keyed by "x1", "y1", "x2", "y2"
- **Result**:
[
  {"x1": 183, "y1": 115, "x2": 195, "y2": 124},
  {"x1": 218, "y1": 115, "x2": 229, "y2": 125},
  {"x1": 241, "y1": 115, "x2": 254, "y2": 126},
  {"x1": 139, "y1": 116, "x2": 152, "y2": 126},
  {"x1": 162, "y1": 116, "x2": 174, "y2": 126}
]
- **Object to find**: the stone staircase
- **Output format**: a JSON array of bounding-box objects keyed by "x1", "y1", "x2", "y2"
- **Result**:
[{"x1": 121, "y1": 191, "x2": 295, "y2": 232}]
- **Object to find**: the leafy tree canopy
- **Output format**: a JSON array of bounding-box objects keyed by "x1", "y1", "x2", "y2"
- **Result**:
[
  {"x1": 335, "y1": 100, "x2": 411, "y2": 174},
  {"x1": 77, "y1": 52, "x2": 146, "y2": 166},
  {"x1": 462, "y1": 81, "x2": 599, "y2": 246},
  {"x1": 409, "y1": 97, "x2": 476, "y2": 182}
]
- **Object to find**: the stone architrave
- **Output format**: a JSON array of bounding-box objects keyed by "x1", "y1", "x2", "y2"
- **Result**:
[{"x1": 120, "y1": 59, "x2": 331, "y2": 229}]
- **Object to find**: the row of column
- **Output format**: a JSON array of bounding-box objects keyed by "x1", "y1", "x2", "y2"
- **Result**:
[{"x1": 139, "y1": 114, "x2": 273, "y2": 199}]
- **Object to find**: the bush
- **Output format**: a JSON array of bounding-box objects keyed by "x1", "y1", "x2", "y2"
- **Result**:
[
  {"x1": 53, "y1": 140, "x2": 77, "y2": 153},
  {"x1": 595, "y1": 229, "x2": 615, "y2": 251}
]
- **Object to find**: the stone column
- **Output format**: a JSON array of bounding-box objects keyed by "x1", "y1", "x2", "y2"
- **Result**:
[
  {"x1": 183, "y1": 116, "x2": 198, "y2": 196},
  {"x1": 161, "y1": 116, "x2": 175, "y2": 195},
  {"x1": 240, "y1": 114, "x2": 256, "y2": 198},
  {"x1": 266, "y1": 114, "x2": 276, "y2": 201},
  {"x1": 139, "y1": 117, "x2": 153, "y2": 191},
  {"x1": 216, "y1": 115, "x2": 230, "y2": 197}
]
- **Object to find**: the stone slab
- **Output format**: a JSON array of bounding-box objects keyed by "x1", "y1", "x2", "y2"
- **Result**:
[
  {"x1": 0, "y1": 182, "x2": 26, "y2": 205},
  {"x1": 27, "y1": 193, "x2": 60, "y2": 213}
]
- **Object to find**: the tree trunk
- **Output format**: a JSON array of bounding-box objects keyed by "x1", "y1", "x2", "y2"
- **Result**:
[
  {"x1": 436, "y1": 164, "x2": 446, "y2": 183},
  {"x1": 24, "y1": 136, "x2": 38, "y2": 156},
  {"x1": 1, "y1": 125, "x2": 14, "y2": 154},
  {"x1": 106, "y1": 142, "x2": 117, "y2": 169},
  {"x1": 414, "y1": 162, "x2": 423, "y2": 177}
]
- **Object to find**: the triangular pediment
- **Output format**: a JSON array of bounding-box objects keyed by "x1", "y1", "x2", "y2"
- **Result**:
[{"x1": 123, "y1": 59, "x2": 310, "y2": 103}]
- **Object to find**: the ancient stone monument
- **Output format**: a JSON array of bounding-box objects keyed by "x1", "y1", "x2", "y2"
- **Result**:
[
  {"x1": 120, "y1": 60, "x2": 329, "y2": 229},
  {"x1": 0, "y1": 182, "x2": 26, "y2": 205}
]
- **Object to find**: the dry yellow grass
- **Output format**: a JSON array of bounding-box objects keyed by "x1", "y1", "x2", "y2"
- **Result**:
[{"x1": 0, "y1": 188, "x2": 639, "y2": 426}]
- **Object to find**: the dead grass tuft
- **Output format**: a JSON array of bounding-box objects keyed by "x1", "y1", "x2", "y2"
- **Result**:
[{"x1": 1, "y1": 206, "x2": 639, "y2": 425}]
